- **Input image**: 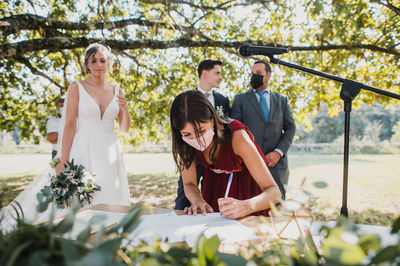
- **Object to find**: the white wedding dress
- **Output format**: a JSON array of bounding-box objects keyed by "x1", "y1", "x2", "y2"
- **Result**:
[{"x1": 0, "y1": 80, "x2": 130, "y2": 232}]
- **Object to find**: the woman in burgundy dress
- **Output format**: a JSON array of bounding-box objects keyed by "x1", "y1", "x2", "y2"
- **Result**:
[{"x1": 170, "y1": 90, "x2": 281, "y2": 219}]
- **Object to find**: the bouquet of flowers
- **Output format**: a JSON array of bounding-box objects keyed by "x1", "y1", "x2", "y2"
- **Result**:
[{"x1": 45, "y1": 159, "x2": 101, "y2": 209}]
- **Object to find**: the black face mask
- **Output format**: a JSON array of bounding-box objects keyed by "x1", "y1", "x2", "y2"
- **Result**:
[{"x1": 250, "y1": 74, "x2": 264, "y2": 89}]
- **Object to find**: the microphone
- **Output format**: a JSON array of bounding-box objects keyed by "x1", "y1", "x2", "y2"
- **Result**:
[{"x1": 239, "y1": 45, "x2": 288, "y2": 56}]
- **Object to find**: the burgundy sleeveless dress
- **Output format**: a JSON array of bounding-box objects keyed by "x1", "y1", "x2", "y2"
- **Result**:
[{"x1": 194, "y1": 120, "x2": 269, "y2": 216}]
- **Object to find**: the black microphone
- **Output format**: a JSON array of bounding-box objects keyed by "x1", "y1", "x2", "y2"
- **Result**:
[{"x1": 239, "y1": 45, "x2": 288, "y2": 56}]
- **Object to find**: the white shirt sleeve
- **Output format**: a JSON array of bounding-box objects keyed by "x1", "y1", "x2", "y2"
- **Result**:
[{"x1": 46, "y1": 117, "x2": 60, "y2": 134}]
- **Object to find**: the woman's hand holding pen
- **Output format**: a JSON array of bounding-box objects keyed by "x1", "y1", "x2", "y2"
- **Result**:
[
  {"x1": 184, "y1": 200, "x2": 213, "y2": 216},
  {"x1": 218, "y1": 197, "x2": 251, "y2": 219}
]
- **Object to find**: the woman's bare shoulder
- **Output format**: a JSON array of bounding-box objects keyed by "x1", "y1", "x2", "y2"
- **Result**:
[{"x1": 231, "y1": 129, "x2": 252, "y2": 148}]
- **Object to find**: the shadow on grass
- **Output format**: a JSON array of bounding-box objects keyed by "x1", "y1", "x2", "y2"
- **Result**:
[
  {"x1": 349, "y1": 209, "x2": 399, "y2": 226},
  {"x1": 0, "y1": 173, "x2": 179, "y2": 209},
  {"x1": 127, "y1": 173, "x2": 178, "y2": 209},
  {"x1": 308, "y1": 200, "x2": 398, "y2": 226},
  {"x1": 0, "y1": 174, "x2": 36, "y2": 208}
]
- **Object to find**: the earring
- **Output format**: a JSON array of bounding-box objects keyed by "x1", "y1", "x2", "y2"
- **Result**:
[{"x1": 112, "y1": 61, "x2": 120, "y2": 75}]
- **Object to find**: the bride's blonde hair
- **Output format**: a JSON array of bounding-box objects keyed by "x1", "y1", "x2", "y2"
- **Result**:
[{"x1": 83, "y1": 43, "x2": 112, "y2": 74}]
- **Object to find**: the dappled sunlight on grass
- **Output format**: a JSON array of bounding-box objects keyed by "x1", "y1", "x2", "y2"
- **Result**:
[
  {"x1": 308, "y1": 200, "x2": 398, "y2": 226},
  {"x1": 0, "y1": 174, "x2": 36, "y2": 208},
  {"x1": 127, "y1": 173, "x2": 178, "y2": 209}
]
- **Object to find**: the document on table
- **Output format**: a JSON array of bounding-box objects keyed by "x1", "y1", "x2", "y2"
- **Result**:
[{"x1": 126, "y1": 212, "x2": 260, "y2": 247}]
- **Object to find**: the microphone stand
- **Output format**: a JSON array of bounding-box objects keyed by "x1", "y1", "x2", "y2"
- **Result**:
[{"x1": 267, "y1": 55, "x2": 400, "y2": 217}]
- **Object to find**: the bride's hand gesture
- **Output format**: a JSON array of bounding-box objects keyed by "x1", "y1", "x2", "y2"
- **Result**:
[
  {"x1": 116, "y1": 88, "x2": 131, "y2": 132},
  {"x1": 117, "y1": 90, "x2": 128, "y2": 113}
]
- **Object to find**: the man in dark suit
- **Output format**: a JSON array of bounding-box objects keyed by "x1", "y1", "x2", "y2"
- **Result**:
[
  {"x1": 174, "y1": 59, "x2": 231, "y2": 210},
  {"x1": 231, "y1": 60, "x2": 296, "y2": 199}
]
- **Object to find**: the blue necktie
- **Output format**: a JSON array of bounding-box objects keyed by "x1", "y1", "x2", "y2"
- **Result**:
[{"x1": 255, "y1": 90, "x2": 269, "y2": 123}]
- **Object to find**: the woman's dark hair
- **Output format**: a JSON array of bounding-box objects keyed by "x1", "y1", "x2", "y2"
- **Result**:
[{"x1": 170, "y1": 90, "x2": 232, "y2": 172}]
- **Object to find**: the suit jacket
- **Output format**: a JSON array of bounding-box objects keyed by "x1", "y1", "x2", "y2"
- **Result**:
[
  {"x1": 212, "y1": 90, "x2": 231, "y2": 117},
  {"x1": 230, "y1": 89, "x2": 296, "y2": 195}
]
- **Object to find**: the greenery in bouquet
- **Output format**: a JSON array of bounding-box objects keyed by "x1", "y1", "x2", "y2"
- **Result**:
[
  {"x1": 49, "y1": 157, "x2": 60, "y2": 169},
  {"x1": 45, "y1": 159, "x2": 101, "y2": 209}
]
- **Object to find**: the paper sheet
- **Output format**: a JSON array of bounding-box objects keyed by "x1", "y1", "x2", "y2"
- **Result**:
[{"x1": 126, "y1": 212, "x2": 259, "y2": 247}]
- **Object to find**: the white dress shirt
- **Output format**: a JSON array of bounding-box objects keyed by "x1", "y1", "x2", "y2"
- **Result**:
[
  {"x1": 46, "y1": 114, "x2": 62, "y2": 152},
  {"x1": 197, "y1": 87, "x2": 215, "y2": 107}
]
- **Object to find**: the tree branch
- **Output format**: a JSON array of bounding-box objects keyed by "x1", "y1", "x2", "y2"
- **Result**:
[
  {"x1": 14, "y1": 56, "x2": 64, "y2": 90},
  {"x1": 371, "y1": 0, "x2": 400, "y2": 16},
  {"x1": 386, "y1": 0, "x2": 400, "y2": 15},
  {"x1": 1, "y1": 37, "x2": 399, "y2": 60},
  {"x1": 120, "y1": 51, "x2": 171, "y2": 84},
  {"x1": 0, "y1": 14, "x2": 192, "y2": 38},
  {"x1": 137, "y1": 0, "x2": 276, "y2": 11}
]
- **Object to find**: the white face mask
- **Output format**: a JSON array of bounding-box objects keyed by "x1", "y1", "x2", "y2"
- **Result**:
[
  {"x1": 182, "y1": 128, "x2": 215, "y2": 151},
  {"x1": 59, "y1": 107, "x2": 64, "y2": 115}
]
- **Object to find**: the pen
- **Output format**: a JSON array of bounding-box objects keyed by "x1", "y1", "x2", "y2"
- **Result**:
[{"x1": 224, "y1": 172, "x2": 233, "y2": 198}]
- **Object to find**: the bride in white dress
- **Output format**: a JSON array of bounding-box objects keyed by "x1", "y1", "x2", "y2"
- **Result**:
[{"x1": 1, "y1": 43, "x2": 131, "y2": 231}]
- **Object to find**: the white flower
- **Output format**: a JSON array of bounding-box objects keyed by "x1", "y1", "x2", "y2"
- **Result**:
[{"x1": 216, "y1": 106, "x2": 224, "y2": 117}]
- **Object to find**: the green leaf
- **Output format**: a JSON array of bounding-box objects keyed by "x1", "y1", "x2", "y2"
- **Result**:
[
  {"x1": 391, "y1": 216, "x2": 400, "y2": 234},
  {"x1": 322, "y1": 235, "x2": 366, "y2": 265},
  {"x1": 93, "y1": 226, "x2": 106, "y2": 247},
  {"x1": 370, "y1": 246, "x2": 399, "y2": 264},
  {"x1": 27, "y1": 250, "x2": 52, "y2": 266},
  {"x1": 89, "y1": 214, "x2": 107, "y2": 225},
  {"x1": 108, "y1": 205, "x2": 142, "y2": 234},
  {"x1": 217, "y1": 253, "x2": 247, "y2": 266},
  {"x1": 167, "y1": 246, "x2": 194, "y2": 260},
  {"x1": 61, "y1": 238, "x2": 82, "y2": 261},
  {"x1": 358, "y1": 234, "x2": 381, "y2": 253},
  {"x1": 96, "y1": 238, "x2": 121, "y2": 256},
  {"x1": 55, "y1": 211, "x2": 76, "y2": 234},
  {"x1": 6, "y1": 240, "x2": 32, "y2": 266},
  {"x1": 77, "y1": 250, "x2": 113, "y2": 266},
  {"x1": 195, "y1": 234, "x2": 206, "y2": 253},
  {"x1": 77, "y1": 226, "x2": 92, "y2": 243},
  {"x1": 195, "y1": 234, "x2": 207, "y2": 266},
  {"x1": 203, "y1": 235, "x2": 220, "y2": 260}
]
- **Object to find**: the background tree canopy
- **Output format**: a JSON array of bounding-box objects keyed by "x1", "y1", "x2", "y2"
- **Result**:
[{"x1": 1, "y1": 0, "x2": 399, "y2": 144}]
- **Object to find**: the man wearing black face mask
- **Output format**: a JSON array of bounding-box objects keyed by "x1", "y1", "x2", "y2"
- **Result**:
[{"x1": 231, "y1": 60, "x2": 296, "y2": 199}]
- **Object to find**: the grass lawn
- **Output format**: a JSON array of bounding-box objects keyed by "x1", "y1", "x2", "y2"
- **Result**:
[
  {"x1": 287, "y1": 154, "x2": 400, "y2": 225},
  {"x1": 1, "y1": 153, "x2": 399, "y2": 226}
]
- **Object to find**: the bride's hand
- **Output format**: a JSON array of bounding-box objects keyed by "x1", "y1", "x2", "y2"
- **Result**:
[
  {"x1": 54, "y1": 161, "x2": 66, "y2": 175},
  {"x1": 117, "y1": 92, "x2": 128, "y2": 112}
]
